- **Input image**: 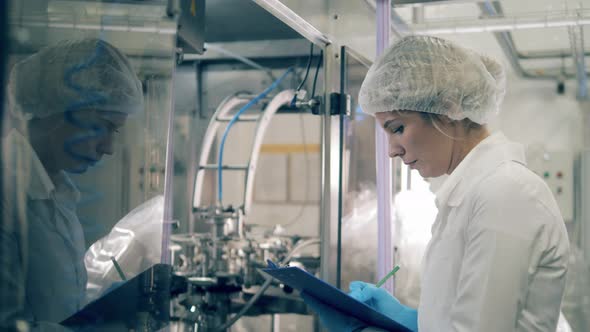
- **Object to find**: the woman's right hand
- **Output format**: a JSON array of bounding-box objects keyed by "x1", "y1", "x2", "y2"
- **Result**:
[{"x1": 349, "y1": 281, "x2": 419, "y2": 332}]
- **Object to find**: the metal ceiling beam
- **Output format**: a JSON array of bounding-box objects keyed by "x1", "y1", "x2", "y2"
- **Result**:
[
  {"x1": 391, "y1": 0, "x2": 482, "y2": 6},
  {"x1": 479, "y1": 2, "x2": 590, "y2": 80},
  {"x1": 252, "y1": 0, "x2": 331, "y2": 47},
  {"x1": 516, "y1": 49, "x2": 590, "y2": 60},
  {"x1": 568, "y1": 24, "x2": 588, "y2": 99},
  {"x1": 479, "y1": 2, "x2": 551, "y2": 80},
  {"x1": 412, "y1": 8, "x2": 590, "y2": 35},
  {"x1": 486, "y1": 1, "x2": 590, "y2": 60}
]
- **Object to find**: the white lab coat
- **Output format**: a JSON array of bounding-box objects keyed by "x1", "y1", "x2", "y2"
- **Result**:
[
  {"x1": 0, "y1": 130, "x2": 86, "y2": 330},
  {"x1": 418, "y1": 132, "x2": 569, "y2": 332}
]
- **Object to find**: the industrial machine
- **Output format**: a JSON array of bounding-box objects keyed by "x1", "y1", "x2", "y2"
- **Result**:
[{"x1": 168, "y1": 90, "x2": 321, "y2": 331}]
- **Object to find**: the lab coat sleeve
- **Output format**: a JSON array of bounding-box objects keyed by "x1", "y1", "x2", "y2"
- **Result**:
[
  {"x1": 0, "y1": 200, "x2": 73, "y2": 332},
  {"x1": 0, "y1": 197, "x2": 28, "y2": 326},
  {"x1": 449, "y1": 176, "x2": 568, "y2": 332}
]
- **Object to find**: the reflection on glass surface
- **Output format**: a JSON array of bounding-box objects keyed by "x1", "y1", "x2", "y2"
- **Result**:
[
  {"x1": 1, "y1": 1, "x2": 176, "y2": 330},
  {"x1": 339, "y1": 49, "x2": 378, "y2": 290}
]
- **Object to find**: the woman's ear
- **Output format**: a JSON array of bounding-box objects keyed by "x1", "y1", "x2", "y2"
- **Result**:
[
  {"x1": 439, "y1": 115, "x2": 454, "y2": 125},
  {"x1": 438, "y1": 98, "x2": 463, "y2": 124},
  {"x1": 434, "y1": 114, "x2": 458, "y2": 131}
]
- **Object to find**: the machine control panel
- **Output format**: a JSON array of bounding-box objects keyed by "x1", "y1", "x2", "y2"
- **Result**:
[{"x1": 526, "y1": 149, "x2": 574, "y2": 222}]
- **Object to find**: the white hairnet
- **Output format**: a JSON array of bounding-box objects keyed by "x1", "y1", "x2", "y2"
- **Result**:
[
  {"x1": 8, "y1": 38, "x2": 143, "y2": 121},
  {"x1": 359, "y1": 35, "x2": 505, "y2": 124}
]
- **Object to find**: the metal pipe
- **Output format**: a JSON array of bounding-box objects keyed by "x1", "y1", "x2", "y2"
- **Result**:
[
  {"x1": 484, "y1": 1, "x2": 590, "y2": 60},
  {"x1": 319, "y1": 41, "x2": 340, "y2": 290},
  {"x1": 516, "y1": 49, "x2": 590, "y2": 60},
  {"x1": 568, "y1": 22, "x2": 588, "y2": 99},
  {"x1": 479, "y1": 2, "x2": 576, "y2": 80},
  {"x1": 252, "y1": 0, "x2": 331, "y2": 47},
  {"x1": 243, "y1": 90, "x2": 296, "y2": 216},
  {"x1": 188, "y1": 63, "x2": 201, "y2": 234},
  {"x1": 412, "y1": 8, "x2": 590, "y2": 35},
  {"x1": 214, "y1": 239, "x2": 321, "y2": 331},
  {"x1": 9, "y1": 15, "x2": 177, "y2": 35},
  {"x1": 161, "y1": 72, "x2": 178, "y2": 264},
  {"x1": 412, "y1": 6, "x2": 425, "y2": 24}
]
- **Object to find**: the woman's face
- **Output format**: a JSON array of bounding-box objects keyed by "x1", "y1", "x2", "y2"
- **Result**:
[
  {"x1": 374, "y1": 111, "x2": 455, "y2": 178},
  {"x1": 32, "y1": 109, "x2": 127, "y2": 174}
]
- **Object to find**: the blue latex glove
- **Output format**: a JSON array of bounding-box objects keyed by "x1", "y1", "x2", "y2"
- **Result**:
[
  {"x1": 301, "y1": 291, "x2": 367, "y2": 332},
  {"x1": 349, "y1": 281, "x2": 418, "y2": 332}
]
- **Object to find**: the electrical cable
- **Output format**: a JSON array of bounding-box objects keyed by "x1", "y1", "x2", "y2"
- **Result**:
[
  {"x1": 295, "y1": 43, "x2": 314, "y2": 93},
  {"x1": 217, "y1": 67, "x2": 294, "y2": 203},
  {"x1": 311, "y1": 49, "x2": 323, "y2": 99},
  {"x1": 291, "y1": 43, "x2": 315, "y2": 106}
]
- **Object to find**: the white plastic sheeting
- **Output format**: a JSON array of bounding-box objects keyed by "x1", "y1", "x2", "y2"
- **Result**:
[
  {"x1": 341, "y1": 187, "x2": 436, "y2": 307},
  {"x1": 84, "y1": 195, "x2": 164, "y2": 303},
  {"x1": 341, "y1": 189, "x2": 379, "y2": 292}
]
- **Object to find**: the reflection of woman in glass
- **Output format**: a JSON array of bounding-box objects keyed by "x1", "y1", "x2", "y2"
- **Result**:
[{"x1": 0, "y1": 38, "x2": 143, "y2": 330}]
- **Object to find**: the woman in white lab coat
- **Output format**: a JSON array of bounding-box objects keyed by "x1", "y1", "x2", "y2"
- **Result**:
[
  {"x1": 0, "y1": 38, "x2": 143, "y2": 331},
  {"x1": 302, "y1": 35, "x2": 570, "y2": 332}
]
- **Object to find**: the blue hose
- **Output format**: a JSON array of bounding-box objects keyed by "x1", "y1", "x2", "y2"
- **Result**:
[{"x1": 217, "y1": 67, "x2": 294, "y2": 203}]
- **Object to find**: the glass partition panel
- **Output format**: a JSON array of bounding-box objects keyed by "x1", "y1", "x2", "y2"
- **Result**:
[
  {"x1": 166, "y1": 1, "x2": 324, "y2": 331},
  {"x1": 339, "y1": 47, "x2": 377, "y2": 289},
  {"x1": 2, "y1": 0, "x2": 177, "y2": 329}
]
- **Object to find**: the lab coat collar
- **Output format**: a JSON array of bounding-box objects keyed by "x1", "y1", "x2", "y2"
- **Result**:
[
  {"x1": 434, "y1": 132, "x2": 526, "y2": 208},
  {"x1": 2, "y1": 129, "x2": 80, "y2": 202}
]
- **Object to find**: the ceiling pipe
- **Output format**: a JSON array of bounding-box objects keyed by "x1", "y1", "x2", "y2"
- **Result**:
[
  {"x1": 386, "y1": 1, "x2": 590, "y2": 59},
  {"x1": 413, "y1": 9, "x2": 590, "y2": 35},
  {"x1": 568, "y1": 23, "x2": 588, "y2": 99},
  {"x1": 363, "y1": 0, "x2": 411, "y2": 39},
  {"x1": 487, "y1": 1, "x2": 590, "y2": 60},
  {"x1": 376, "y1": 0, "x2": 587, "y2": 81},
  {"x1": 412, "y1": 5, "x2": 425, "y2": 24},
  {"x1": 479, "y1": 1, "x2": 590, "y2": 80},
  {"x1": 479, "y1": 2, "x2": 549, "y2": 79},
  {"x1": 516, "y1": 49, "x2": 590, "y2": 59}
]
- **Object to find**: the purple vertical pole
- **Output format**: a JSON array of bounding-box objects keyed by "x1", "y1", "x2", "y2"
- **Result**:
[{"x1": 375, "y1": 0, "x2": 394, "y2": 293}]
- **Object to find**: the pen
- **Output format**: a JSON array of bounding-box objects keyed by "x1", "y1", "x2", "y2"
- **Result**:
[
  {"x1": 376, "y1": 265, "x2": 400, "y2": 288},
  {"x1": 110, "y1": 256, "x2": 127, "y2": 281}
]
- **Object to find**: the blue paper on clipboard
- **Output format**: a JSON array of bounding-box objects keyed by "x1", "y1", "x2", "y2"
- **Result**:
[{"x1": 262, "y1": 262, "x2": 411, "y2": 332}]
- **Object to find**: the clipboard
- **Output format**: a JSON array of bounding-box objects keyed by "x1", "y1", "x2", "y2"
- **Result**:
[
  {"x1": 261, "y1": 264, "x2": 411, "y2": 332},
  {"x1": 61, "y1": 264, "x2": 173, "y2": 330}
]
